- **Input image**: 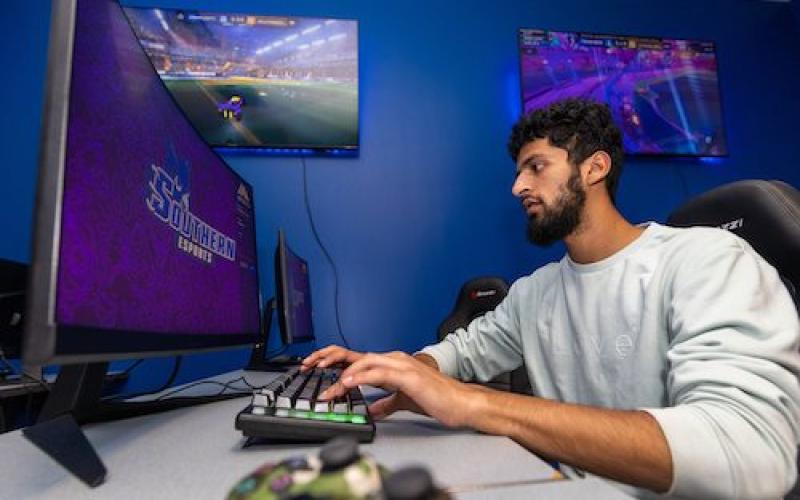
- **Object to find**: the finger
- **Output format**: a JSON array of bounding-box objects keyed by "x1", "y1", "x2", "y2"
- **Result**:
[
  {"x1": 340, "y1": 366, "x2": 405, "y2": 394},
  {"x1": 338, "y1": 353, "x2": 409, "y2": 384},
  {"x1": 301, "y1": 347, "x2": 331, "y2": 368},
  {"x1": 367, "y1": 394, "x2": 401, "y2": 420},
  {"x1": 318, "y1": 352, "x2": 355, "y2": 369},
  {"x1": 319, "y1": 353, "x2": 393, "y2": 399},
  {"x1": 302, "y1": 345, "x2": 345, "y2": 370},
  {"x1": 303, "y1": 345, "x2": 339, "y2": 364},
  {"x1": 317, "y1": 379, "x2": 348, "y2": 401}
]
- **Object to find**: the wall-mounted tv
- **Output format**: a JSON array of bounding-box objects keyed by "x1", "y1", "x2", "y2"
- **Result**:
[
  {"x1": 123, "y1": 7, "x2": 359, "y2": 154},
  {"x1": 518, "y1": 29, "x2": 727, "y2": 157}
]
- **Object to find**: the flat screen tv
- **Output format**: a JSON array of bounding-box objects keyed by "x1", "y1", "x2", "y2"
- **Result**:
[
  {"x1": 518, "y1": 29, "x2": 728, "y2": 157},
  {"x1": 123, "y1": 7, "x2": 359, "y2": 154}
]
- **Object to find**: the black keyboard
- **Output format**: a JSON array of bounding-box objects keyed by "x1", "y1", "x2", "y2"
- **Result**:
[{"x1": 235, "y1": 367, "x2": 375, "y2": 443}]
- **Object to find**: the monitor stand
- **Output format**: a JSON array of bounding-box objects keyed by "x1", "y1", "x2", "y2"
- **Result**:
[
  {"x1": 23, "y1": 363, "x2": 108, "y2": 486},
  {"x1": 23, "y1": 361, "x2": 247, "y2": 487},
  {"x1": 245, "y1": 298, "x2": 300, "y2": 372}
]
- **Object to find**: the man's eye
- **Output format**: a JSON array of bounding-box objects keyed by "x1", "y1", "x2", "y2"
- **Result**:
[{"x1": 516, "y1": 162, "x2": 544, "y2": 177}]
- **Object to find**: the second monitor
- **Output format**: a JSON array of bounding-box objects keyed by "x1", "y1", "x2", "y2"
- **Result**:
[{"x1": 247, "y1": 230, "x2": 315, "y2": 371}]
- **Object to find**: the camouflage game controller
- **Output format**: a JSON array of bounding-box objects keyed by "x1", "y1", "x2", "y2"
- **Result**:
[{"x1": 227, "y1": 436, "x2": 449, "y2": 500}]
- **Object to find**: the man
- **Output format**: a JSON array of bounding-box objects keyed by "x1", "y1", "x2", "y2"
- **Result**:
[{"x1": 301, "y1": 99, "x2": 800, "y2": 499}]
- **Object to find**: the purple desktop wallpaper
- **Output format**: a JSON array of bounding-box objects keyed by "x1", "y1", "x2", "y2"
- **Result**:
[
  {"x1": 519, "y1": 29, "x2": 727, "y2": 156},
  {"x1": 55, "y1": 0, "x2": 260, "y2": 335}
]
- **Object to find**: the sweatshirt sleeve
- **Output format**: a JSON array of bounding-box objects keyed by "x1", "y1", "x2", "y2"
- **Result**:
[
  {"x1": 419, "y1": 277, "x2": 528, "y2": 381},
  {"x1": 644, "y1": 232, "x2": 800, "y2": 499}
]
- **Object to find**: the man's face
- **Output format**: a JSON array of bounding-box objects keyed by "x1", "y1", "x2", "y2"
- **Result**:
[{"x1": 511, "y1": 138, "x2": 587, "y2": 246}]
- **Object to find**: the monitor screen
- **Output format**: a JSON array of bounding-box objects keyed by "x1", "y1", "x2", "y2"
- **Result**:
[
  {"x1": 25, "y1": 0, "x2": 261, "y2": 365},
  {"x1": 275, "y1": 231, "x2": 314, "y2": 344},
  {"x1": 122, "y1": 7, "x2": 359, "y2": 153},
  {"x1": 518, "y1": 29, "x2": 728, "y2": 157}
]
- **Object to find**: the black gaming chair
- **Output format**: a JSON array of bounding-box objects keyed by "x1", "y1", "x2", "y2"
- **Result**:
[
  {"x1": 667, "y1": 179, "x2": 800, "y2": 499},
  {"x1": 667, "y1": 179, "x2": 800, "y2": 306},
  {"x1": 437, "y1": 277, "x2": 531, "y2": 394}
]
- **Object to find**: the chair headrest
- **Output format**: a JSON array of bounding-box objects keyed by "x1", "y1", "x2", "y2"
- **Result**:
[
  {"x1": 437, "y1": 276, "x2": 509, "y2": 340},
  {"x1": 455, "y1": 276, "x2": 509, "y2": 312},
  {"x1": 667, "y1": 180, "x2": 800, "y2": 287}
]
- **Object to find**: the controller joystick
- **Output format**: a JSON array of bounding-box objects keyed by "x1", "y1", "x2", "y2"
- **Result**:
[
  {"x1": 384, "y1": 466, "x2": 442, "y2": 500},
  {"x1": 320, "y1": 436, "x2": 360, "y2": 471}
]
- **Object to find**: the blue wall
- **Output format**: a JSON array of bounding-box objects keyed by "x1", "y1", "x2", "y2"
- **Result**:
[
  {"x1": 2, "y1": 0, "x2": 799, "y2": 393},
  {"x1": 793, "y1": 0, "x2": 800, "y2": 32}
]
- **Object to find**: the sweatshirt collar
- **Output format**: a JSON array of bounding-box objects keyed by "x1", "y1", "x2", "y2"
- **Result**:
[{"x1": 564, "y1": 222, "x2": 660, "y2": 274}]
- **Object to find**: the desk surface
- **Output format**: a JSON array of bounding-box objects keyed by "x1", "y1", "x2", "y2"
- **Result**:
[{"x1": 0, "y1": 370, "x2": 634, "y2": 499}]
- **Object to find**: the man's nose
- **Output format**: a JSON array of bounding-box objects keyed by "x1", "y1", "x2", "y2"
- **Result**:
[{"x1": 512, "y1": 172, "x2": 531, "y2": 198}]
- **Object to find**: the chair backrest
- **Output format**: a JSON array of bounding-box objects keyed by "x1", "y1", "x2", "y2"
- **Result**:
[
  {"x1": 437, "y1": 276, "x2": 509, "y2": 341},
  {"x1": 437, "y1": 276, "x2": 531, "y2": 394},
  {"x1": 667, "y1": 180, "x2": 800, "y2": 305}
]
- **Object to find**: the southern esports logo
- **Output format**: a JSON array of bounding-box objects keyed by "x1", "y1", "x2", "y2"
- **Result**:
[{"x1": 145, "y1": 150, "x2": 236, "y2": 264}]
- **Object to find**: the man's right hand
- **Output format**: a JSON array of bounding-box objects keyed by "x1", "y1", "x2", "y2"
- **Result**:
[{"x1": 300, "y1": 345, "x2": 364, "y2": 372}]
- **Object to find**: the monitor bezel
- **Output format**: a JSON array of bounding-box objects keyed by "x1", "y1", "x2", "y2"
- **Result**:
[
  {"x1": 24, "y1": 0, "x2": 261, "y2": 367},
  {"x1": 516, "y1": 27, "x2": 729, "y2": 159}
]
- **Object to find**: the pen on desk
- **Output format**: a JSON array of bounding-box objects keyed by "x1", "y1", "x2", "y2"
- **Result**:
[{"x1": 547, "y1": 460, "x2": 564, "y2": 480}]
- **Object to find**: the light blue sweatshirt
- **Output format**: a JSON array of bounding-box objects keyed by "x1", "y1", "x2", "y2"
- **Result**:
[{"x1": 421, "y1": 222, "x2": 800, "y2": 499}]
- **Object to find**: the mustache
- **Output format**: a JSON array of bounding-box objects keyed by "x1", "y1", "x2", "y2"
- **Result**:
[{"x1": 521, "y1": 196, "x2": 544, "y2": 209}]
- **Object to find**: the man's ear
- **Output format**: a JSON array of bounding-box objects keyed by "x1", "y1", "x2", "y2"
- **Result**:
[{"x1": 584, "y1": 151, "x2": 611, "y2": 187}]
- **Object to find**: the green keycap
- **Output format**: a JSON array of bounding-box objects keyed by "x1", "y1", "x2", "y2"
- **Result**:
[{"x1": 349, "y1": 415, "x2": 367, "y2": 425}]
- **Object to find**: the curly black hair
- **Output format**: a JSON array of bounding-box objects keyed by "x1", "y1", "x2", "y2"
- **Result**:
[{"x1": 508, "y1": 98, "x2": 624, "y2": 203}]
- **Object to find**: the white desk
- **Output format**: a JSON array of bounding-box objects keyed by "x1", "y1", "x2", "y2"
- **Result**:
[{"x1": 0, "y1": 370, "x2": 634, "y2": 499}]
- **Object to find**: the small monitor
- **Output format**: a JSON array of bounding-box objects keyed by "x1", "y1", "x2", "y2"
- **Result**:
[
  {"x1": 245, "y1": 230, "x2": 314, "y2": 371},
  {"x1": 275, "y1": 230, "x2": 315, "y2": 345},
  {"x1": 122, "y1": 7, "x2": 360, "y2": 154},
  {"x1": 518, "y1": 29, "x2": 728, "y2": 157}
]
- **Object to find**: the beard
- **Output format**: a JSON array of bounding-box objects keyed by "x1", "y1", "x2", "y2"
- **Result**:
[{"x1": 526, "y1": 170, "x2": 586, "y2": 246}]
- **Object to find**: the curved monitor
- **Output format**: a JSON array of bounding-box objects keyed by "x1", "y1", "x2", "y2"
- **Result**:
[
  {"x1": 24, "y1": 0, "x2": 261, "y2": 366},
  {"x1": 518, "y1": 29, "x2": 728, "y2": 157}
]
